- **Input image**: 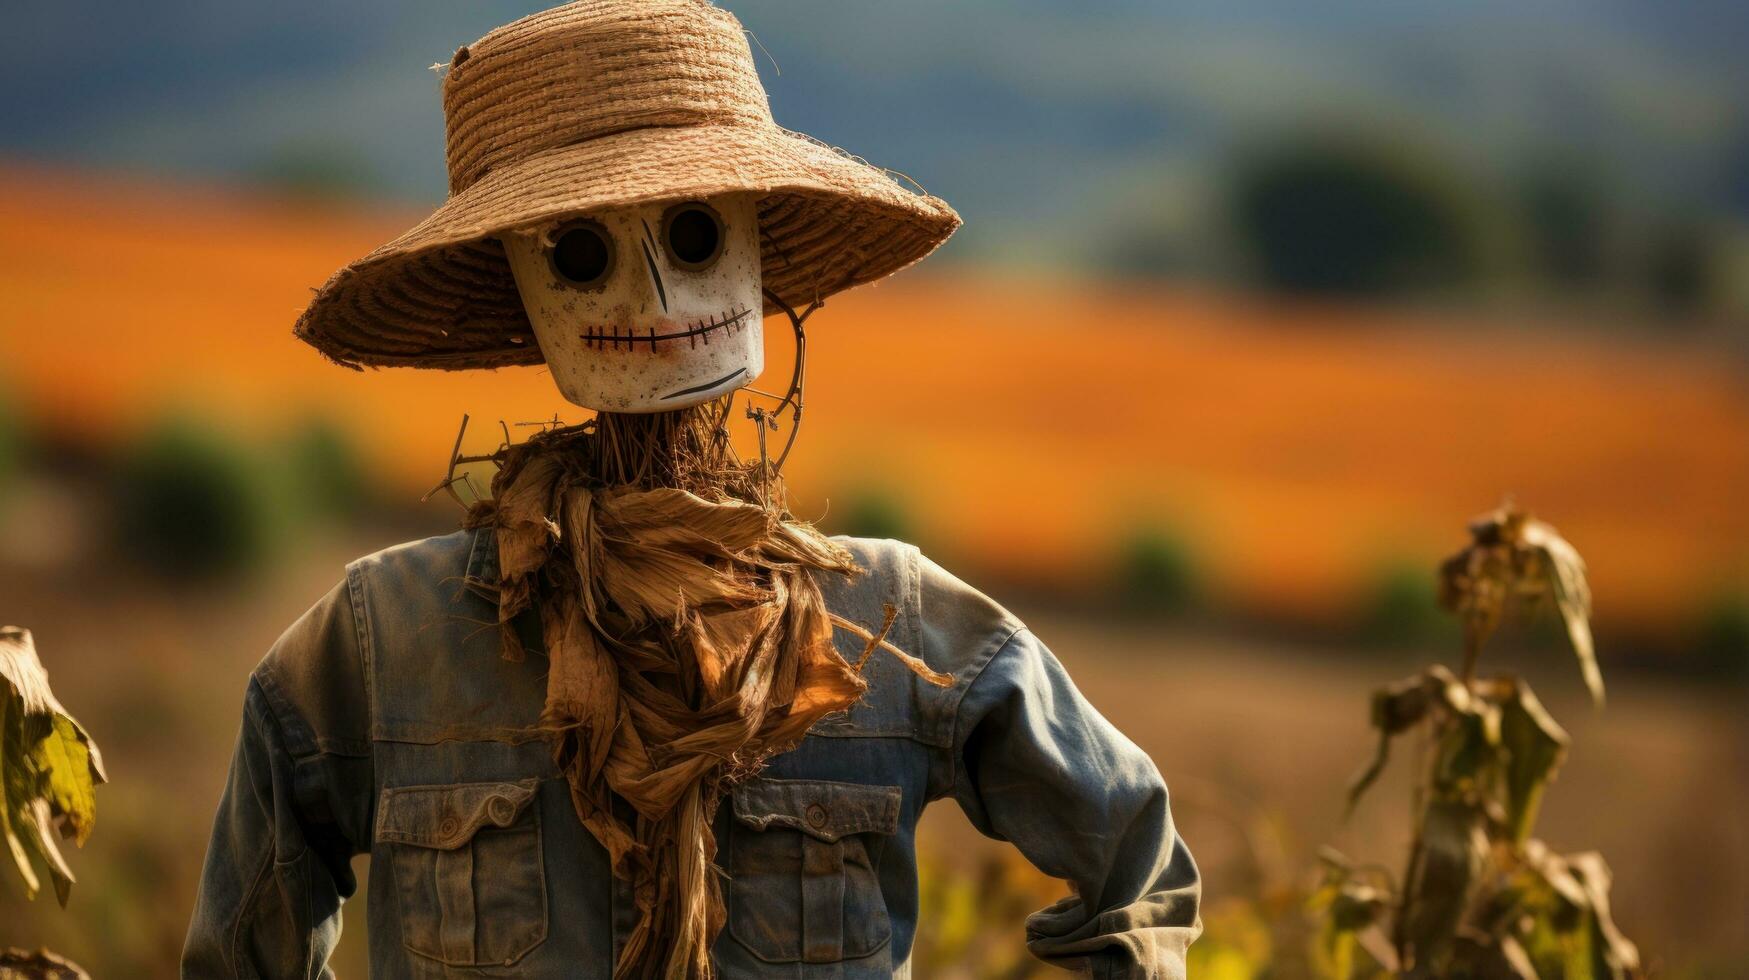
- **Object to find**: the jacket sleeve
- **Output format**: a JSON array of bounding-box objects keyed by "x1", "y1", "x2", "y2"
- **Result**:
[
  {"x1": 183, "y1": 581, "x2": 373, "y2": 979},
  {"x1": 950, "y1": 628, "x2": 1202, "y2": 980}
]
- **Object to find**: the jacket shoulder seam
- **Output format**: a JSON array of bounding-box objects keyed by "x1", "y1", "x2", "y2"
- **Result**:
[{"x1": 941, "y1": 623, "x2": 1028, "y2": 794}]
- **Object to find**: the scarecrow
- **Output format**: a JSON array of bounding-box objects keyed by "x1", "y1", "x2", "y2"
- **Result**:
[{"x1": 184, "y1": 3, "x2": 1200, "y2": 978}]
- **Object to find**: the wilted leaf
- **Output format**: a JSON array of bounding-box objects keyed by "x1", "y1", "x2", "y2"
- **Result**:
[
  {"x1": 1520, "y1": 520, "x2": 1603, "y2": 706},
  {"x1": 1438, "y1": 505, "x2": 1604, "y2": 702},
  {"x1": 18, "y1": 800, "x2": 74, "y2": 907},
  {"x1": 1399, "y1": 800, "x2": 1490, "y2": 976},
  {"x1": 1518, "y1": 839, "x2": 1590, "y2": 932},
  {"x1": 1323, "y1": 888, "x2": 1391, "y2": 980},
  {"x1": 0, "y1": 628, "x2": 104, "y2": 905},
  {"x1": 1498, "y1": 934, "x2": 1540, "y2": 980},
  {"x1": 1309, "y1": 853, "x2": 1392, "y2": 980},
  {"x1": 1438, "y1": 509, "x2": 1517, "y2": 652},
  {"x1": 1498, "y1": 683, "x2": 1570, "y2": 844},
  {"x1": 1514, "y1": 840, "x2": 1636, "y2": 979},
  {"x1": 1346, "y1": 672, "x2": 1436, "y2": 814},
  {"x1": 0, "y1": 946, "x2": 90, "y2": 980},
  {"x1": 0, "y1": 698, "x2": 43, "y2": 900},
  {"x1": 1347, "y1": 666, "x2": 1477, "y2": 815},
  {"x1": 1430, "y1": 678, "x2": 1501, "y2": 795},
  {"x1": 1568, "y1": 852, "x2": 1640, "y2": 980},
  {"x1": 1451, "y1": 930, "x2": 1540, "y2": 980}
]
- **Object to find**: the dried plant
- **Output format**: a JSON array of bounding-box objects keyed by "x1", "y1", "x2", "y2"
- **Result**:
[
  {"x1": 0, "y1": 627, "x2": 103, "y2": 980},
  {"x1": 1314, "y1": 505, "x2": 1641, "y2": 980},
  {"x1": 0, "y1": 627, "x2": 103, "y2": 906}
]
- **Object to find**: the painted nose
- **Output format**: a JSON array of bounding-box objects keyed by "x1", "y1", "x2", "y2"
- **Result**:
[{"x1": 637, "y1": 222, "x2": 670, "y2": 313}]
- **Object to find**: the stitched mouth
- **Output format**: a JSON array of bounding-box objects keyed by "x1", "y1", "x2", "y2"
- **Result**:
[{"x1": 577, "y1": 306, "x2": 753, "y2": 351}]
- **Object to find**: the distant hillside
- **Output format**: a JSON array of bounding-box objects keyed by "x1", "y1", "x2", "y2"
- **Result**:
[{"x1": 6, "y1": 1, "x2": 1746, "y2": 269}]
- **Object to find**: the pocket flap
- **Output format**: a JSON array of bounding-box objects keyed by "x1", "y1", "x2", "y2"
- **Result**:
[
  {"x1": 375, "y1": 779, "x2": 540, "y2": 850},
  {"x1": 731, "y1": 778, "x2": 901, "y2": 843}
]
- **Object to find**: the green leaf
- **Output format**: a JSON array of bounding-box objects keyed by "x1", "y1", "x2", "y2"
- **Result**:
[
  {"x1": 28, "y1": 716, "x2": 101, "y2": 846},
  {"x1": 1310, "y1": 874, "x2": 1386, "y2": 979},
  {"x1": 1314, "y1": 916, "x2": 1358, "y2": 980}
]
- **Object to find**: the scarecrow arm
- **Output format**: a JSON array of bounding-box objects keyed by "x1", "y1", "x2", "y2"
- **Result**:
[
  {"x1": 950, "y1": 629, "x2": 1201, "y2": 979},
  {"x1": 183, "y1": 583, "x2": 371, "y2": 978}
]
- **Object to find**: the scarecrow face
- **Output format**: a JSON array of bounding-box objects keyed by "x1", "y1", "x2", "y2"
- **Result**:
[{"x1": 504, "y1": 193, "x2": 763, "y2": 413}]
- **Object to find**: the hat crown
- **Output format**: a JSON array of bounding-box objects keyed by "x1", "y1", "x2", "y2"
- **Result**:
[{"x1": 442, "y1": 0, "x2": 772, "y2": 195}]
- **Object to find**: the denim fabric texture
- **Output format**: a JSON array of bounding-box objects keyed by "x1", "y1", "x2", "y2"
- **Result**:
[{"x1": 182, "y1": 531, "x2": 1201, "y2": 978}]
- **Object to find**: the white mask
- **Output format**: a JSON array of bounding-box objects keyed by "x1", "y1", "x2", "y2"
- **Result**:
[{"x1": 503, "y1": 193, "x2": 763, "y2": 413}]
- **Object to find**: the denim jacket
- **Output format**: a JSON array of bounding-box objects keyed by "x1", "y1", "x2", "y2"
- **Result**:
[{"x1": 182, "y1": 531, "x2": 1200, "y2": 978}]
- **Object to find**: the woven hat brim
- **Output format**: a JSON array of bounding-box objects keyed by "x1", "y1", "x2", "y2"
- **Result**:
[{"x1": 294, "y1": 124, "x2": 961, "y2": 370}]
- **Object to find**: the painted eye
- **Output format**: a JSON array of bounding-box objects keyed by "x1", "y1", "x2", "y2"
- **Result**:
[
  {"x1": 662, "y1": 203, "x2": 724, "y2": 271},
  {"x1": 548, "y1": 220, "x2": 614, "y2": 288}
]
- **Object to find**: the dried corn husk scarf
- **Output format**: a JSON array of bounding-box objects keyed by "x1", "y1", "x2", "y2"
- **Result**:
[{"x1": 464, "y1": 402, "x2": 947, "y2": 979}]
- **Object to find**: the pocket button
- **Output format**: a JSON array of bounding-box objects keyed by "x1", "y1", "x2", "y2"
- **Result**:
[
  {"x1": 805, "y1": 803, "x2": 829, "y2": 830},
  {"x1": 490, "y1": 795, "x2": 516, "y2": 825}
]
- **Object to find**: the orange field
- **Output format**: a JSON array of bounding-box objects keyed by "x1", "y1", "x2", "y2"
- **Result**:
[{"x1": 3, "y1": 167, "x2": 1746, "y2": 627}]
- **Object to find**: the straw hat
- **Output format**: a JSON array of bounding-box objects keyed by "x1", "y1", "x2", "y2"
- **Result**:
[{"x1": 294, "y1": 0, "x2": 960, "y2": 370}]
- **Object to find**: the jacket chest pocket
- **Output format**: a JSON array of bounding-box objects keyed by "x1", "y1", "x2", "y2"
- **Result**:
[
  {"x1": 375, "y1": 779, "x2": 548, "y2": 968},
  {"x1": 725, "y1": 778, "x2": 902, "y2": 965}
]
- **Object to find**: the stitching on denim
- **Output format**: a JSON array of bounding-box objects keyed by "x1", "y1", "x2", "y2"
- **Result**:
[
  {"x1": 345, "y1": 561, "x2": 374, "y2": 725},
  {"x1": 229, "y1": 702, "x2": 281, "y2": 980},
  {"x1": 368, "y1": 726, "x2": 558, "y2": 747},
  {"x1": 301, "y1": 854, "x2": 318, "y2": 980},
  {"x1": 230, "y1": 849, "x2": 275, "y2": 977}
]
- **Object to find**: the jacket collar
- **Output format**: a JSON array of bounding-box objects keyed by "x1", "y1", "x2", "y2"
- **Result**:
[{"x1": 464, "y1": 526, "x2": 500, "y2": 592}]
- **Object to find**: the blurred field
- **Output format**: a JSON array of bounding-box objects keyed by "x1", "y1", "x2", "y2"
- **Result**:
[
  {"x1": 1, "y1": 169, "x2": 1747, "y2": 977},
  {"x1": 3, "y1": 168, "x2": 1746, "y2": 632}
]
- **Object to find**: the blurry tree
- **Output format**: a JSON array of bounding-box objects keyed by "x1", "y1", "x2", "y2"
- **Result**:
[
  {"x1": 247, "y1": 140, "x2": 382, "y2": 201},
  {"x1": 835, "y1": 489, "x2": 911, "y2": 541},
  {"x1": 1316, "y1": 505, "x2": 1641, "y2": 979},
  {"x1": 1227, "y1": 133, "x2": 1484, "y2": 297},
  {"x1": 1694, "y1": 590, "x2": 1749, "y2": 679},
  {"x1": 111, "y1": 418, "x2": 274, "y2": 581},
  {"x1": 282, "y1": 416, "x2": 375, "y2": 523},
  {"x1": 1361, "y1": 559, "x2": 1448, "y2": 649},
  {"x1": 1643, "y1": 218, "x2": 1722, "y2": 317},
  {"x1": 1116, "y1": 525, "x2": 1198, "y2": 615},
  {"x1": 0, "y1": 395, "x2": 19, "y2": 510},
  {"x1": 1515, "y1": 164, "x2": 1612, "y2": 291},
  {"x1": 1102, "y1": 221, "x2": 1198, "y2": 281}
]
